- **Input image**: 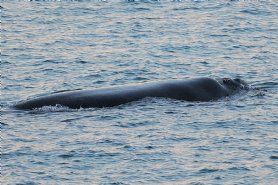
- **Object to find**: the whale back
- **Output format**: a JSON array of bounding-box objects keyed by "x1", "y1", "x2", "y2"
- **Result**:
[{"x1": 14, "y1": 77, "x2": 247, "y2": 110}]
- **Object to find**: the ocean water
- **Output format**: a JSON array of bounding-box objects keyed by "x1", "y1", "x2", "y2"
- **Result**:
[{"x1": 1, "y1": 0, "x2": 277, "y2": 184}]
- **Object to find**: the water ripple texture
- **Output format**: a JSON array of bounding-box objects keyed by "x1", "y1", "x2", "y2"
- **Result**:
[{"x1": 1, "y1": 1, "x2": 277, "y2": 184}]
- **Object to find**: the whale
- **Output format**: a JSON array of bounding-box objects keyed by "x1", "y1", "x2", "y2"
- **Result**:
[{"x1": 14, "y1": 77, "x2": 248, "y2": 110}]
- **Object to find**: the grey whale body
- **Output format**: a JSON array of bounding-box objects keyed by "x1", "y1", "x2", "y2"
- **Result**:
[{"x1": 15, "y1": 77, "x2": 248, "y2": 110}]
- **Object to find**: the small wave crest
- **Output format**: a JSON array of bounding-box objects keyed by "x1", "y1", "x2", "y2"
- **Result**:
[
  {"x1": 28, "y1": 104, "x2": 102, "y2": 113},
  {"x1": 252, "y1": 81, "x2": 277, "y2": 90},
  {"x1": 30, "y1": 104, "x2": 74, "y2": 113}
]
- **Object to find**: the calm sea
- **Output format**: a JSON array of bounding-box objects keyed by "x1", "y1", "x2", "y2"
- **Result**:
[{"x1": 1, "y1": 1, "x2": 277, "y2": 184}]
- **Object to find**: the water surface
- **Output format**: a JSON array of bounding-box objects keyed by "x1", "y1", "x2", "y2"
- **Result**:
[{"x1": 1, "y1": 1, "x2": 277, "y2": 184}]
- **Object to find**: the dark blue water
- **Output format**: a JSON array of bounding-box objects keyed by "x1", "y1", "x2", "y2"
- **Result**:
[{"x1": 1, "y1": 1, "x2": 277, "y2": 184}]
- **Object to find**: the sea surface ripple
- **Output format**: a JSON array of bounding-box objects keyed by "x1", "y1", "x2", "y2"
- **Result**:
[{"x1": 1, "y1": 1, "x2": 277, "y2": 184}]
